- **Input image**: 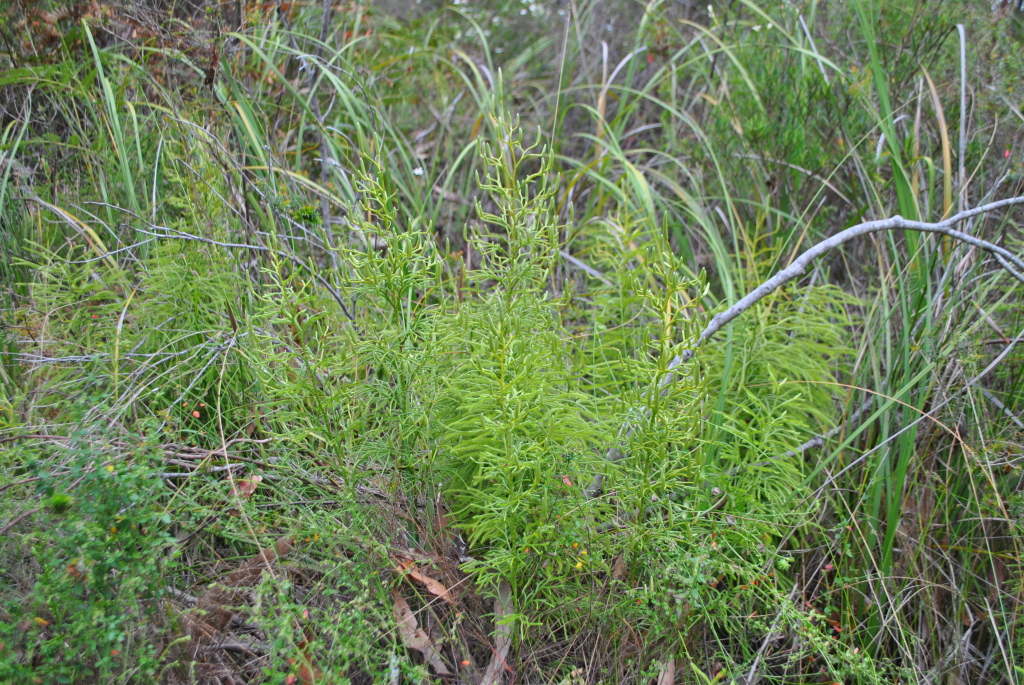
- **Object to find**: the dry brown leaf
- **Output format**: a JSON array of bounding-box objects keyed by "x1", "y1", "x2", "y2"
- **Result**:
[
  {"x1": 394, "y1": 558, "x2": 456, "y2": 606},
  {"x1": 612, "y1": 553, "x2": 627, "y2": 581},
  {"x1": 193, "y1": 537, "x2": 293, "y2": 634},
  {"x1": 229, "y1": 474, "x2": 263, "y2": 499},
  {"x1": 557, "y1": 668, "x2": 586, "y2": 685},
  {"x1": 408, "y1": 567, "x2": 455, "y2": 605},
  {"x1": 480, "y1": 580, "x2": 513, "y2": 685},
  {"x1": 293, "y1": 633, "x2": 324, "y2": 685},
  {"x1": 296, "y1": 661, "x2": 323, "y2": 685},
  {"x1": 392, "y1": 590, "x2": 451, "y2": 675}
]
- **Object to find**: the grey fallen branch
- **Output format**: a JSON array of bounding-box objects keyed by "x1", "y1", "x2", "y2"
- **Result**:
[
  {"x1": 128, "y1": 223, "x2": 355, "y2": 321},
  {"x1": 167, "y1": 586, "x2": 199, "y2": 607},
  {"x1": 981, "y1": 388, "x2": 1024, "y2": 430},
  {"x1": 205, "y1": 636, "x2": 270, "y2": 657},
  {"x1": 671, "y1": 196, "x2": 1024, "y2": 371},
  {"x1": 590, "y1": 196, "x2": 1024, "y2": 497},
  {"x1": 777, "y1": 395, "x2": 876, "y2": 462}
]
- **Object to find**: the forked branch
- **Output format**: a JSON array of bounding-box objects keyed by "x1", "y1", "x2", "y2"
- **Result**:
[{"x1": 669, "y1": 196, "x2": 1024, "y2": 371}]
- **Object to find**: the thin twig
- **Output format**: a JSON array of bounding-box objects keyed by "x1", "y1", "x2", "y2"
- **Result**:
[
  {"x1": 780, "y1": 396, "x2": 877, "y2": 460},
  {"x1": 719, "y1": 396, "x2": 878, "y2": 478},
  {"x1": 809, "y1": 324, "x2": 1024, "y2": 499},
  {"x1": 0, "y1": 507, "x2": 42, "y2": 536},
  {"x1": 38, "y1": 196, "x2": 355, "y2": 321},
  {"x1": 980, "y1": 388, "x2": 1024, "y2": 430},
  {"x1": 741, "y1": 584, "x2": 800, "y2": 685},
  {"x1": 0, "y1": 433, "x2": 71, "y2": 445},
  {"x1": 128, "y1": 224, "x2": 354, "y2": 320}
]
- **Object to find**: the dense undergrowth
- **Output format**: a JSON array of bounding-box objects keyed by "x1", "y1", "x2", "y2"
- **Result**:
[{"x1": 1, "y1": 0, "x2": 1024, "y2": 682}]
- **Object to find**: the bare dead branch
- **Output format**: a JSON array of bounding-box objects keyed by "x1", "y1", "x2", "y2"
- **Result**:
[{"x1": 671, "y1": 196, "x2": 1024, "y2": 370}]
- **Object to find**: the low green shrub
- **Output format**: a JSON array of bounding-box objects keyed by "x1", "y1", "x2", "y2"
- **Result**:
[{"x1": 0, "y1": 421, "x2": 176, "y2": 681}]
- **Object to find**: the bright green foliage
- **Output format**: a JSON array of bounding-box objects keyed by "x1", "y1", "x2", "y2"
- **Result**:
[
  {"x1": 702, "y1": 284, "x2": 855, "y2": 504},
  {"x1": 436, "y1": 120, "x2": 605, "y2": 548},
  {"x1": 1, "y1": 0, "x2": 1023, "y2": 682}
]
